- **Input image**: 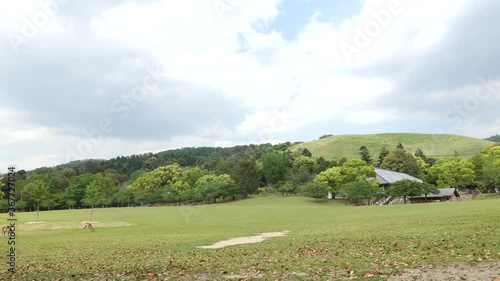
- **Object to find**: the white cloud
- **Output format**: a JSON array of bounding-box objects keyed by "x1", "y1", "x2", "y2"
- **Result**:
[
  {"x1": 3, "y1": 128, "x2": 52, "y2": 142},
  {"x1": 334, "y1": 0, "x2": 471, "y2": 64},
  {"x1": 465, "y1": 118, "x2": 500, "y2": 138},
  {"x1": 345, "y1": 110, "x2": 398, "y2": 124},
  {"x1": 411, "y1": 25, "x2": 447, "y2": 50},
  {"x1": 1, "y1": 0, "x2": 498, "y2": 171},
  {"x1": 87, "y1": 0, "x2": 396, "y2": 136},
  {"x1": 0, "y1": 1, "x2": 38, "y2": 32},
  {"x1": 1, "y1": 0, "x2": 73, "y2": 48}
]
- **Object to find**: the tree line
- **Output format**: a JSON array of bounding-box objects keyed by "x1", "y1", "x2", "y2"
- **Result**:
[
  {"x1": 484, "y1": 134, "x2": 500, "y2": 142},
  {"x1": 1, "y1": 140, "x2": 499, "y2": 212}
]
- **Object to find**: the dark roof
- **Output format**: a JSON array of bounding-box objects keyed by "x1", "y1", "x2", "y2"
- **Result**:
[
  {"x1": 411, "y1": 188, "x2": 460, "y2": 198},
  {"x1": 372, "y1": 168, "x2": 423, "y2": 185}
]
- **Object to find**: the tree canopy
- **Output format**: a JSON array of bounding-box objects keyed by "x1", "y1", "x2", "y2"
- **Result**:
[
  {"x1": 380, "y1": 149, "x2": 420, "y2": 177},
  {"x1": 315, "y1": 159, "x2": 378, "y2": 196},
  {"x1": 5, "y1": 139, "x2": 498, "y2": 212},
  {"x1": 484, "y1": 134, "x2": 500, "y2": 142},
  {"x1": 261, "y1": 151, "x2": 290, "y2": 186},
  {"x1": 231, "y1": 160, "x2": 262, "y2": 198},
  {"x1": 428, "y1": 158, "x2": 475, "y2": 188},
  {"x1": 359, "y1": 146, "x2": 373, "y2": 165},
  {"x1": 377, "y1": 147, "x2": 389, "y2": 167},
  {"x1": 339, "y1": 181, "x2": 378, "y2": 205},
  {"x1": 300, "y1": 181, "x2": 329, "y2": 201},
  {"x1": 387, "y1": 179, "x2": 438, "y2": 204}
]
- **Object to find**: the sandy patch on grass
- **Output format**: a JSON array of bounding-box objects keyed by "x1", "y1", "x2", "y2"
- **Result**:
[
  {"x1": 198, "y1": 231, "x2": 290, "y2": 249},
  {"x1": 21, "y1": 221, "x2": 132, "y2": 231},
  {"x1": 388, "y1": 260, "x2": 500, "y2": 281}
]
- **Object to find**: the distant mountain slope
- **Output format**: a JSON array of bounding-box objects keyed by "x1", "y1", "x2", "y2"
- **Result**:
[{"x1": 290, "y1": 133, "x2": 494, "y2": 161}]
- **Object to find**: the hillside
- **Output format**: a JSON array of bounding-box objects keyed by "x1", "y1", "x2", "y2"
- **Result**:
[{"x1": 290, "y1": 133, "x2": 494, "y2": 161}]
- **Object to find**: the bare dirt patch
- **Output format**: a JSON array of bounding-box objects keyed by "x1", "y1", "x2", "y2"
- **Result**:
[
  {"x1": 197, "y1": 231, "x2": 290, "y2": 249},
  {"x1": 21, "y1": 221, "x2": 133, "y2": 231},
  {"x1": 388, "y1": 260, "x2": 500, "y2": 281}
]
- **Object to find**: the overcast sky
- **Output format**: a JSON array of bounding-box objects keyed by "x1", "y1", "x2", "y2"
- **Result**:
[{"x1": 1, "y1": 0, "x2": 499, "y2": 171}]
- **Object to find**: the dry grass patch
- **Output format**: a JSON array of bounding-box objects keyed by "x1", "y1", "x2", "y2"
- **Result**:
[
  {"x1": 21, "y1": 221, "x2": 133, "y2": 231},
  {"x1": 389, "y1": 260, "x2": 500, "y2": 281}
]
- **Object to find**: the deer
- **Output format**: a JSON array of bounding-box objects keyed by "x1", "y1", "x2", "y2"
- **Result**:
[
  {"x1": 82, "y1": 222, "x2": 94, "y2": 232},
  {"x1": 2, "y1": 226, "x2": 12, "y2": 236}
]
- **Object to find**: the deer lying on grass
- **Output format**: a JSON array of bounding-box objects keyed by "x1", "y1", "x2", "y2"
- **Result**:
[
  {"x1": 83, "y1": 222, "x2": 94, "y2": 232},
  {"x1": 2, "y1": 226, "x2": 12, "y2": 236}
]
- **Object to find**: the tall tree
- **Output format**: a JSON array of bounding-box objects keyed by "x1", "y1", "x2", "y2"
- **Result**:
[
  {"x1": 387, "y1": 179, "x2": 437, "y2": 204},
  {"x1": 468, "y1": 154, "x2": 486, "y2": 185},
  {"x1": 82, "y1": 181, "x2": 104, "y2": 222},
  {"x1": 112, "y1": 186, "x2": 135, "y2": 207},
  {"x1": 293, "y1": 156, "x2": 316, "y2": 174},
  {"x1": 315, "y1": 159, "x2": 378, "y2": 197},
  {"x1": 377, "y1": 147, "x2": 389, "y2": 167},
  {"x1": 414, "y1": 148, "x2": 437, "y2": 169},
  {"x1": 300, "y1": 181, "x2": 329, "y2": 202},
  {"x1": 82, "y1": 174, "x2": 114, "y2": 208},
  {"x1": 278, "y1": 181, "x2": 296, "y2": 196},
  {"x1": 481, "y1": 161, "x2": 500, "y2": 192},
  {"x1": 339, "y1": 181, "x2": 378, "y2": 205},
  {"x1": 482, "y1": 143, "x2": 500, "y2": 158},
  {"x1": 427, "y1": 158, "x2": 475, "y2": 188},
  {"x1": 143, "y1": 156, "x2": 160, "y2": 171},
  {"x1": 338, "y1": 157, "x2": 348, "y2": 166},
  {"x1": 359, "y1": 146, "x2": 373, "y2": 165},
  {"x1": 301, "y1": 148, "x2": 312, "y2": 157},
  {"x1": 470, "y1": 146, "x2": 500, "y2": 192},
  {"x1": 182, "y1": 167, "x2": 207, "y2": 188},
  {"x1": 261, "y1": 151, "x2": 290, "y2": 186},
  {"x1": 41, "y1": 198, "x2": 58, "y2": 211},
  {"x1": 484, "y1": 134, "x2": 500, "y2": 142},
  {"x1": 129, "y1": 164, "x2": 182, "y2": 194},
  {"x1": 315, "y1": 167, "x2": 342, "y2": 196},
  {"x1": 195, "y1": 174, "x2": 237, "y2": 203},
  {"x1": 21, "y1": 179, "x2": 49, "y2": 221},
  {"x1": 380, "y1": 149, "x2": 420, "y2": 177},
  {"x1": 414, "y1": 148, "x2": 427, "y2": 162},
  {"x1": 214, "y1": 158, "x2": 232, "y2": 176},
  {"x1": 316, "y1": 157, "x2": 331, "y2": 173},
  {"x1": 232, "y1": 160, "x2": 261, "y2": 198},
  {"x1": 149, "y1": 164, "x2": 182, "y2": 189},
  {"x1": 0, "y1": 181, "x2": 5, "y2": 200},
  {"x1": 64, "y1": 173, "x2": 95, "y2": 207}
]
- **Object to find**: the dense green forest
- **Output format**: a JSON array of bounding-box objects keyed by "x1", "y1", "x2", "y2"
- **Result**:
[{"x1": 1, "y1": 135, "x2": 499, "y2": 214}]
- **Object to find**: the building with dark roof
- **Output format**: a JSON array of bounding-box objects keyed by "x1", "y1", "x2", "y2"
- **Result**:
[
  {"x1": 368, "y1": 168, "x2": 423, "y2": 205},
  {"x1": 410, "y1": 188, "x2": 460, "y2": 203},
  {"x1": 370, "y1": 168, "x2": 423, "y2": 186}
]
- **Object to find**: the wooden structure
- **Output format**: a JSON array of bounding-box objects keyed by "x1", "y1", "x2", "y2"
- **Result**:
[{"x1": 410, "y1": 188, "x2": 460, "y2": 203}]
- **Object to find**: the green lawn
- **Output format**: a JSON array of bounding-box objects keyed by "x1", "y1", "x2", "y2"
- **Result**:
[
  {"x1": 1, "y1": 196, "x2": 499, "y2": 280},
  {"x1": 290, "y1": 133, "x2": 493, "y2": 161}
]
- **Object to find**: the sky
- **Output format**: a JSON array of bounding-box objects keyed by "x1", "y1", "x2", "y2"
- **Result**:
[{"x1": 0, "y1": 0, "x2": 499, "y2": 171}]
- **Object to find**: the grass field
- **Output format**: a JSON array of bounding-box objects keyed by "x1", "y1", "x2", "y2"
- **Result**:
[
  {"x1": 290, "y1": 133, "x2": 493, "y2": 161},
  {"x1": 1, "y1": 196, "x2": 499, "y2": 280}
]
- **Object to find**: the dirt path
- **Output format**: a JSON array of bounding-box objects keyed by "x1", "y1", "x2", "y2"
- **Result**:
[{"x1": 197, "y1": 231, "x2": 290, "y2": 249}]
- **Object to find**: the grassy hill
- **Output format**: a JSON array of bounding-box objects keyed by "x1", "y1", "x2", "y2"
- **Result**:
[{"x1": 290, "y1": 133, "x2": 494, "y2": 161}]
